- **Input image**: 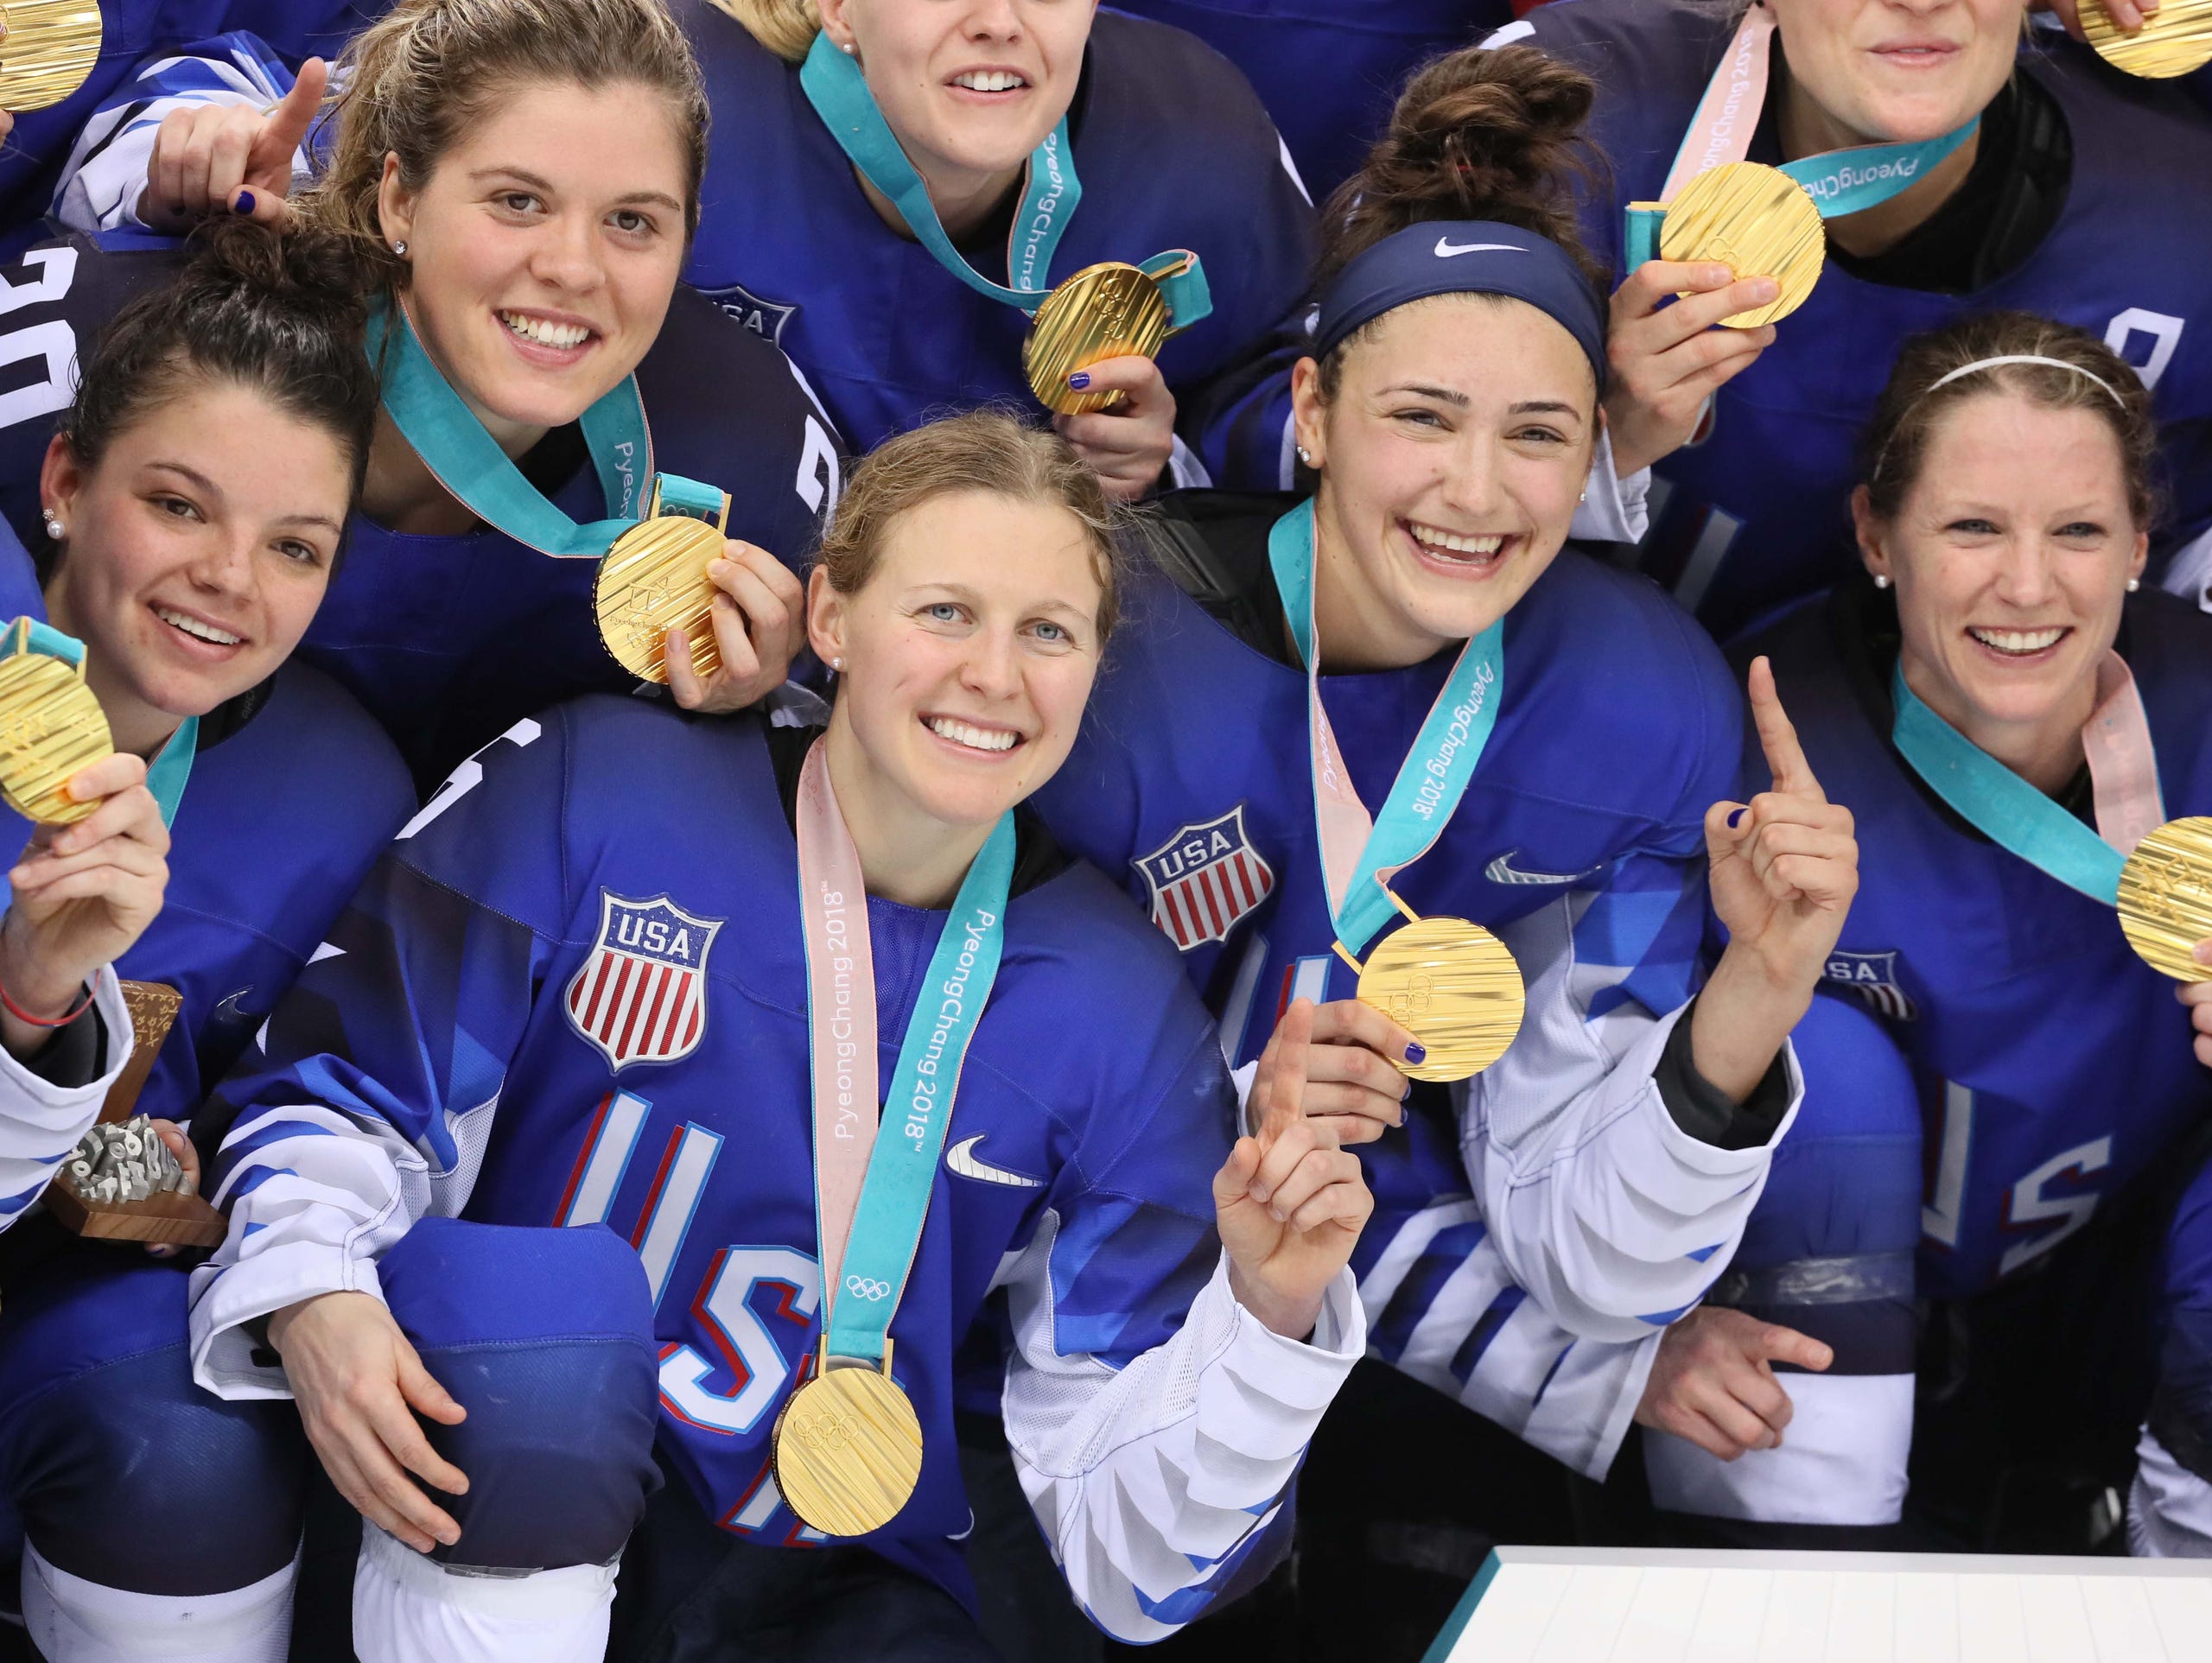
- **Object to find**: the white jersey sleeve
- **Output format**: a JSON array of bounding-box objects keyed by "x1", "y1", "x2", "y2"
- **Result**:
[
  {"x1": 0, "y1": 969, "x2": 135, "y2": 1229},
  {"x1": 999, "y1": 1232, "x2": 1362, "y2": 1643}
]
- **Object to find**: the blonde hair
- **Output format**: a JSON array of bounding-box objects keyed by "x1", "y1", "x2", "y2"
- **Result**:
[
  {"x1": 819, "y1": 410, "x2": 1127, "y2": 641},
  {"x1": 300, "y1": 0, "x2": 710, "y2": 282},
  {"x1": 702, "y1": 0, "x2": 820, "y2": 62}
]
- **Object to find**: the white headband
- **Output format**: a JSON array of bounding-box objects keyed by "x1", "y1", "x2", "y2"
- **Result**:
[{"x1": 1924, "y1": 352, "x2": 2126, "y2": 407}]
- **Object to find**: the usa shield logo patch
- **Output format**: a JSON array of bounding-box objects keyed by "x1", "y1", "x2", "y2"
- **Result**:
[
  {"x1": 1824, "y1": 949, "x2": 1917, "y2": 1022},
  {"x1": 1135, "y1": 806, "x2": 1275, "y2": 951},
  {"x1": 701, "y1": 280, "x2": 798, "y2": 346},
  {"x1": 565, "y1": 892, "x2": 722, "y2": 1070}
]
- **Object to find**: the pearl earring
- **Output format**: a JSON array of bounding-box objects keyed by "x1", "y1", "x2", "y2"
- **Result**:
[
  {"x1": 840, "y1": 40, "x2": 856, "y2": 54},
  {"x1": 1578, "y1": 490, "x2": 1586, "y2": 505},
  {"x1": 1295, "y1": 446, "x2": 1313, "y2": 467},
  {"x1": 391, "y1": 241, "x2": 408, "y2": 258},
  {"x1": 831, "y1": 656, "x2": 845, "y2": 672},
  {"x1": 1873, "y1": 573, "x2": 1891, "y2": 590},
  {"x1": 41, "y1": 514, "x2": 61, "y2": 540},
  {"x1": 2127, "y1": 577, "x2": 2141, "y2": 593}
]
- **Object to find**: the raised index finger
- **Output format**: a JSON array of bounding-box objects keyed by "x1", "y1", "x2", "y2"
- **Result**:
[
  {"x1": 1747, "y1": 656, "x2": 1823, "y2": 803},
  {"x1": 1256, "y1": 998, "x2": 1315, "y2": 1145},
  {"x1": 260, "y1": 58, "x2": 329, "y2": 164}
]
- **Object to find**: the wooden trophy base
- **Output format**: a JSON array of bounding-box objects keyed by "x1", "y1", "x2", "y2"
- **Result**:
[{"x1": 43, "y1": 1179, "x2": 227, "y2": 1247}]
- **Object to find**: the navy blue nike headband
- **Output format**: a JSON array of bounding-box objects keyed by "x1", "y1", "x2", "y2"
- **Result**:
[{"x1": 1313, "y1": 220, "x2": 1609, "y2": 396}]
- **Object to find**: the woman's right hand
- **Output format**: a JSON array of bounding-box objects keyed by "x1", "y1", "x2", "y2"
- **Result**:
[
  {"x1": 1605, "y1": 261, "x2": 1781, "y2": 478},
  {"x1": 1635, "y1": 1304, "x2": 1833, "y2": 1460},
  {"x1": 136, "y1": 58, "x2": 327, "y2": 233},
  {"x1": 268, "y1": 1290, "x2": 471, "y2": 1554},
  {"x1": 0, "y1": 753, "x2": 169, "y2": 1060}
]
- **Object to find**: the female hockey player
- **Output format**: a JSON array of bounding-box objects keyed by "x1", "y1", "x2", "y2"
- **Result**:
[
  {"x1": 9, "y1": 0, "x2": 840, "y2": 785},
  {"x1": 186, "y1": 410, "x2": 1408, "y2": 1663},
  {"x1": 1631, "y1": 313, "x2": 2212, "y2": 1559},
  {"x1": 0, "y1": 219, "x2": 419, "y2": 1663},
  {"x1": 1026, "y1": 42, "x2": 1859, "y2": 1649},
  {"x1": 1493, "y1": 0, "x2": 2212, "y2": 638}
]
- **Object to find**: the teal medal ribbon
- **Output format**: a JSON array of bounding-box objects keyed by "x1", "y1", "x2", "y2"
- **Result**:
[
  {"x1": 365, "y1": 300, "x2": 726, "y2": 557},
  {"x1": 798, "y1": 766, "x2": 1017, "y2": 1365},
  {"x1": 798, "y1": 33, "x2": 1211, "y2": 329},
  {"x1": 1891, "y1": 663, "x2": 2126, "y2": 905},
  {"x1": 1621, "y1": 2, "x2": 1980, "y2": 270},
  {"x1": 1268, "y1": 500, "x2": 1504, "y2": 958},
  {"x1": 17, "y1": 621, "x2": 194, "y2": 828}
]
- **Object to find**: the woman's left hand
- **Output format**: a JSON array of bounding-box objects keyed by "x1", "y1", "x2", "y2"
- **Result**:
[
  {"x1": 1052, "y1": 355, "x2": 1178, "y2": 502},
  {"x1": 1215, "y1": 999, "x2": 1374, "y2": 1340},
  {"x1": 663, "y1": 541, "x2": 807, "y2": 714}
]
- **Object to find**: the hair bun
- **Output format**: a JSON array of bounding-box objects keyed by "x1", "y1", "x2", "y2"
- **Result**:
[
  {"x1": 1321, "y1": 44, "x2": 1605, "y2": 290},
  {"x1": 180, "y1": 215, "x2": 372, "y2": 335}
]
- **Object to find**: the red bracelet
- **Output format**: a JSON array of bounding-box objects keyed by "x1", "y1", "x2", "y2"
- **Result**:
[{"x1": 0, "y1": 974, "x2": 95, "y2": 1028}]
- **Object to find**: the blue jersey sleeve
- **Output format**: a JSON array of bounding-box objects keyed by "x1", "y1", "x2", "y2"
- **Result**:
[{"x1": 189, "y1": 715, "x2": 575, "y2": 1394}]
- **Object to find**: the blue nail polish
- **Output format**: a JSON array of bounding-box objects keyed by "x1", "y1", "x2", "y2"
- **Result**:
[
  {"x1": 232, "y1": 188, "x2": 256, "y2": 215},
  {"x1": 1068, "y1": 371, "x2": 1091, "y2": 390},
  {"x1": 1404, "y1": 1041, "x2": 1427, "y2": 1065},
  {"x1": 1727, "y1": 807, "x2": 1746, "y2": 829}
]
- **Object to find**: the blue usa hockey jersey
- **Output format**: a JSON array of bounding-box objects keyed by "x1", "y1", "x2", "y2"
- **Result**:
[
  {"x1": 0, "y1": 2, "x2": 370, "y2": 240},
  {"x1": 0, "y1": 231, "x2": 842, "y2": 783},
  {"x1": 1032, "y1": 493, "x2": 1796, "y2": 1473},
  {"x1": 191, "y1": 701, "x2": 1364, "y2": 1640},
  {"x1": 1502, "y1": 0, "x2": 2212, "y2": 638},
  {"x1": 1743, "y1": 584, "x2": 2212, "y2": 1300},
  {"x1": 669, "y1": 0, "x2": 1315, "y2": 487},
  {"x1": 1106, "y1": 0, "x2": 1514, "y2": 201}
]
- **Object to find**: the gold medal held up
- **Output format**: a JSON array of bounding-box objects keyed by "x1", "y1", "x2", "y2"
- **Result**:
[
  {"x1": 770, "y1": 1342, "x2": 925, "y2": 1537},
  {"x1": 2080, "y1": 0, "x2": 2212, "y2": 78},
  {"x1": 1337, "y1": 895, "x2": 1524, "y2": 1083},
  {"x1": 0, "y1": 616, "x2": 112, "y2": 826},
  {"x1": 2117, "y1": 816, "x2": 2212, "y2": 981},
  {"x1": 1025, "y1": 260, "x2": 1176, "y2": 416},
  {"x1": 0, "y1": 0, "x2": 102, "y2": 112},
  {"x1": 1655, "y1": 161, "x2": 1825, "y2": 329},
  {"x1": 594, "y1": 478, "x2": 734, "y2": 685}
]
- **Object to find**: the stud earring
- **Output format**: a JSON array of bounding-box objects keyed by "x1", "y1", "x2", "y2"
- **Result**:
[
  {"x1": 2127, "y1": 577, "x2": 2141, "y2": 593},
  {"x1": 1579, "y1": 490, "x2": 1587, "y2": 505},
  {"x1": 41, "y1": 514, "x2": 61, "y2": 540},
  {"x1": 1295, "y1": 446, "x2": 1313, "y2": 467},
  {"x1": 392, "y1": 241, "x2": 408, "y2": 258},
  {"x1": 840, "y1": 39, "x2": 856, "y2": 54},
  {"x1": 1873, "y1": 573, "x2": 1891, "y2": 590},
  {"x1": 831, "y1": 656, "x2": 845, "y2": 672}
]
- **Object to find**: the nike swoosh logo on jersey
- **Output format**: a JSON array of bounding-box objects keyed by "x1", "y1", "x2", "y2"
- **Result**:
[
  {"x1": 1434, "y1": 238, "x2": 1525, "y2": 258},
  {"x1": 945, "y1": 1135, "x2": 1044, "y2": 1190},
  {"x1": 1484, "y1": 850, "x2": 1602, "y2": 886},
  {"x1": 212, "y1": 987, "x2": 255, "y2": 1024}
]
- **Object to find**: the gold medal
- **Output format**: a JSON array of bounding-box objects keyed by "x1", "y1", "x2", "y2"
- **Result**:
[
  {"x1": 2117, "y1": 816, "x2": 2212, "y2": 981},
  {"x1": 2081, "y1": 0, "x2": 2212, "y2": 78},
  {"x1": 0, "y1": 617, "x2": 112, "y2": 825},
  {"x1": 1024, "y1": 261, "x2": 1173, "y2": 416},
  {"x1": 1657, "y1": 161, "x2": 1826, "y2": 329},
  {"x1": 1342, "y1": 908, "x2": 1525, "y2": 1082},
  {"x1": 770, "y1": 1342, "x2": 925, "y2": 1537},
  {"x1": 594, "y1": 479, "x2": 734, "y2": 685},
  {"x1": 0, "y1": 0, "x2": 102, "y2": 112}
]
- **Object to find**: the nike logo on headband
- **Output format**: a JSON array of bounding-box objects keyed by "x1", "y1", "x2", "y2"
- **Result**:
[{"x1": 1434, "y1": 238, "x2": 1526, "y2": 258}]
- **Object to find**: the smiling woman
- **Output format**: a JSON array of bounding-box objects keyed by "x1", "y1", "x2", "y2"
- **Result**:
[{"x1": 0, "y1": 218, "x2": 421, "y2": 1663}]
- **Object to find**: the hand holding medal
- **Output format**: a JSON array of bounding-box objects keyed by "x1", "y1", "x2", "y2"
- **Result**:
[{"x1": 1214, "y1": 999, "x2": 1376, "y2": 1342}]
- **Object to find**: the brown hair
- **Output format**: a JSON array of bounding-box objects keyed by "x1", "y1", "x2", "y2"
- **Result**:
[
  {"x1": 1313, "y1": 45, "x2": 1607, "y2": 400},
  {"x1": 1860, "y1": 312, "x2": 2160, "y2": 530},
  {"x1": 704, "y1": 0, "x2": 820, "y2": 62},
  {"x1": 301, "y1": 0, "x2": 710, "y2": 284},
  {"x1": 818, "y1": 410, "x2": 1126, "y2": 641}
]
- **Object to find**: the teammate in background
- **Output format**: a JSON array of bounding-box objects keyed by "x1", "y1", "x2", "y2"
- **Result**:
[
  {"x1": 17, "y1": 0, "x2": 839, "y2": 787},
  {"x1": 1629, "y1": 314, "x2": 2212, "y2": 1558},
  {"x1": 0, "y1": 219, "x2": 416, "y2": 1663},
  {"x1": 1031, "y1": 47, "x2": 1856, "y2": 1649},
  {"x1": 1103, "y1": 0, "x2": 1516, "y2": 201},
  {"x1": 188, "y1": 411, "x2": 1389, "y2": 1663},
  {"x1": 1491, "y1": 0, "x2": 2212, "y2": 638}
]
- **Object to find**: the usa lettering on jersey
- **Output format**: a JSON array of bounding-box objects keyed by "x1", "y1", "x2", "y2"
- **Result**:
[
  {"x1": 1824, "y1": 949, "x2": 1918, "y2": 1022},
  {"x1": 565, "y1": 892, "x2": 723, "y2": 1070},
  {"x1": 1135, "y1": 805, "x2": 1275, "y2": 950}
]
